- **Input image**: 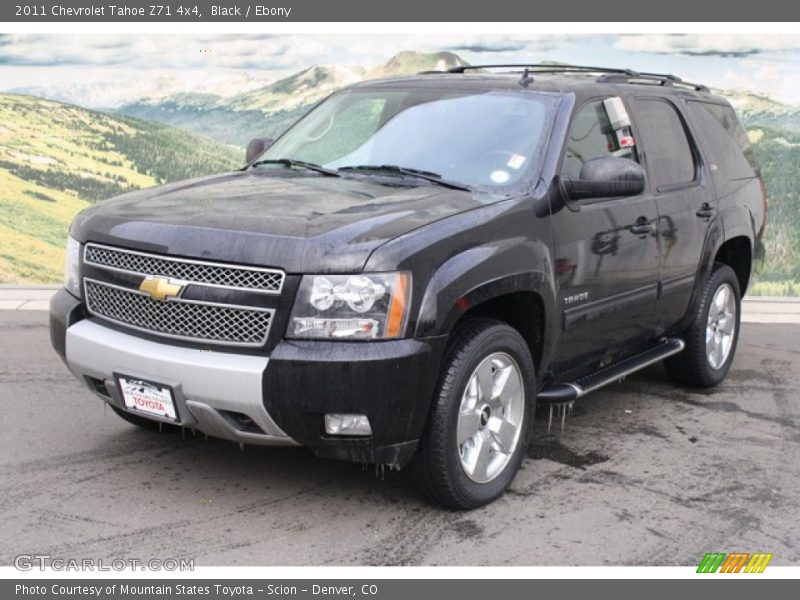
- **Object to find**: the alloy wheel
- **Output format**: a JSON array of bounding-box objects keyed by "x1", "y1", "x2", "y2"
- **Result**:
[{"x1": 457, "y1": 352, "x2": 525, "y2": 483}]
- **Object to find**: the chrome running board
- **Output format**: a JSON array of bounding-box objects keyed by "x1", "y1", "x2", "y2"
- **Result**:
[{"x1": 539, "y1": 337, "x2": 686, "y2": 404}]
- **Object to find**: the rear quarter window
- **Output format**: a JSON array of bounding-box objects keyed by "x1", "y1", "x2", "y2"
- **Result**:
[{"x1": 687, "y1": 101, "x2": 758, "y2": 178}]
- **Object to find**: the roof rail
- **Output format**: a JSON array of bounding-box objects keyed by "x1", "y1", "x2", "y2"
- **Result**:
[
  {"x1": 431, "y1": 63, "x2": 709, "y2": 92},
  {"x1": 596, "y1": 72, "x2": 709, "y2": 92},
  {"x1": 444, "y1": 64, "x2": 640, "y2": 76}
]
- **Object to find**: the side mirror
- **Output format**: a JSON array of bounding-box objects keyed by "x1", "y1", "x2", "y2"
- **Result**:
[
  {"x1": 561, "y1": 157, "x2": 645, "y2": 201},
  {"x1": 246, "y1": 138, "x2": 274, "y2": 164}
]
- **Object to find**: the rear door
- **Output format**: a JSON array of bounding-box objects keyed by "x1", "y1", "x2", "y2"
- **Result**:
[
  {"x1": 630, "y1": 97, "x2": 710, "y2": 331},
  {"x1": 685, "y1": 100, "x2": 764, "y2": 240},
  {"x1": 549, "y1": 97, "x2": 661, "y2": 373}
]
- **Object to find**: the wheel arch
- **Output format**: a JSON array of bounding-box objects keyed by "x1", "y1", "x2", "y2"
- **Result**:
[
  {"x1": 679, "y1": 216, "x2": 751, "y2": 331},
  {"x1": 414, "y1": 240, "x2": 557, "y2": 374},
  {"x1": 714, "y1": 235, "x2": 752, "y2": 294},
  {"x1": 450, "y1": 290, "x2": 547, "y2": 372}
]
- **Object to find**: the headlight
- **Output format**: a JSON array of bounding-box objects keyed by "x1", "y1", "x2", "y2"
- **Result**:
[
  {"x1": 64, "y1": 235, "x2": 81, "y2": 297},
  {"x1": 289, "y1": 272, "x2": 411, "y2": 340}
]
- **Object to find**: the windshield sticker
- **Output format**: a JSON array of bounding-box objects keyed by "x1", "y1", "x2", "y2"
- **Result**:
[{"x1": 507, "y1": 153, "x2": 526, "y2": 170}]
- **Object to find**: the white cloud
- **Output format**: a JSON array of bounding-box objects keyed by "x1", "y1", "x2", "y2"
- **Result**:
[
  {"x1": 0, "y1": 33, "x2": 581, "y2": 106},
  {"x1": 2, "y1": 34, "x2": 800, "y2": 107},
  {"x1": 718, "y1": 61, "x2": 800, "y2": 104},
  {"x1": 0, "y1": 34, "x2": 335, "y2": 70},
  {"x1": 613, "y1": 34, "x2": 800, "y2": 56},
  {"x1": 0, "y1": 34, "x2": 581, "y2": 71}
]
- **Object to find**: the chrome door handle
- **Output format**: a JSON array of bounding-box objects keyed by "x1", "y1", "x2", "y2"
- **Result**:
[
  {"x1": 696, "y1": 203, "x2": 716, "y2": 220},
  {"x1": 630, "y1": 218, "x2": 654, "y2": 237}
]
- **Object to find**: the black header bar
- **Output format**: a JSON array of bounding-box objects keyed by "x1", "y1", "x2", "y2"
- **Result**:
[{"x1": 2, "y1": 0, "x2": 799, "y2": 22}]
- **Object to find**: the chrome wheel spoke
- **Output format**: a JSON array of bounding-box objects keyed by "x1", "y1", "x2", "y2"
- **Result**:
[
  {"x1": 492, "y1": 363, "x2": 513, "y2": 400},
  {"x1": 494, "y1": 366, "x2": 521, "y2": 410},
  {"x1": 489, "y1": 417, "x2": 517, "y2": 454},
  {"x1": 460, "y1": 433, "x2": 481, "y2": 476},
  {"x1": 470, "y1": 434, "x2": 494, "y2": 482},
  {"x1": 474, "y1": 360, "x2": 495, "y2": 402},
  {"x1": 715, "y1": 286, "x2": 728, "y2": 312},
  {"x1": 457, "y1": 408, "x2": 481, "y2": 446},
  {"x1": 714, "y1": 339, "x2": 725, "y2": 368},
  {"x1": 466, "y1": 373, "x2": 480, "y2": 405}
]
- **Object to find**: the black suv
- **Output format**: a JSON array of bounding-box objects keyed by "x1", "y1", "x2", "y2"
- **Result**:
[{"x1": 51, "y1": 65, "x2": 766, "y2": 509}]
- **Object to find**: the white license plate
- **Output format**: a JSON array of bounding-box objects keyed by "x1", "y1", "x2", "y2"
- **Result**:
[{"x1": 117, "y1": 376, "x2": 178, "y2": 421}]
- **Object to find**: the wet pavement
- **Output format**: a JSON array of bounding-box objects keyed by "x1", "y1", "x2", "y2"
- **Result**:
[{"x1": 1, "y1": 311, "x2": 798, "y2": 566}]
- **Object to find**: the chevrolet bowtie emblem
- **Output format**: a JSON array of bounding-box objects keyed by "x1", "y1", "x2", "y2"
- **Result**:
[{"x1": 138, "y1": 276, "x2": 184, "y2": 301}]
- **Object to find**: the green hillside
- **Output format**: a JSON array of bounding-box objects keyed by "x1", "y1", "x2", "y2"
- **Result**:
[
  {"x1": 0, "y1": 94, "x2": 240, "y2": 283},
  {"x1": 748, "y1": 126, "x2": 800, "y2": 292}
]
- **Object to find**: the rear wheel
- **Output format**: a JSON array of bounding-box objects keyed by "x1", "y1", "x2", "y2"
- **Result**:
[
  {"x1": 664, "y1": 263, "x2": 741, "y2": 387},
  {"x1": 408, "y1": 318, "x2": 535, "y2": 510}
]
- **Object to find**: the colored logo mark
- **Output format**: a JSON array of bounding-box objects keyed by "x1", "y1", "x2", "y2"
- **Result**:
[
  {"x1": 697, "y1": 552, "x2": 773, "y2": 573},
  {"x1": 139, "y1": 276, "x2": 184, "y2": 301}
]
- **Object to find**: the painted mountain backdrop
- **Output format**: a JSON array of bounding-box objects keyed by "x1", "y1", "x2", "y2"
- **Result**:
[
  {"x1": 0, "y1": 51, "x2": 797, "y2": 294},
  {"x1": 116, "y1": 51, "x2": 466, "y2": 146}
]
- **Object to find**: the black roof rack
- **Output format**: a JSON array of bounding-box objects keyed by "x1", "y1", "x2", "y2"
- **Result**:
[
  {"x1": 426, "y1": 64, "x2": 709, "y2": 92},
  {"x1": 596, "y1": 72, "x2": 709, "y2": 92},
  {"x1": 445, "y1": 64, "x2": 638, "y2": 76}
]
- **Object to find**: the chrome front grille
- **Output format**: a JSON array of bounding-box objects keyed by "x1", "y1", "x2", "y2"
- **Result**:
[
  {"x1": 84, "y1": 279, "x2": 273, "y2": 347},
  {"x1": 84, "y1": 243, "x2": 284, "y2": 294}
]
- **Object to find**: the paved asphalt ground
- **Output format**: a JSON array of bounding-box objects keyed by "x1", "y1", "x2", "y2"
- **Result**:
[{"x1": 1, "y1": 310, "x2": 798, "y2": 566}]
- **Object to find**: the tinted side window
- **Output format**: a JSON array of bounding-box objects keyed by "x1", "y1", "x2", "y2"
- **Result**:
[
  {"x1": 634, "y1": 99, "x2": 696, "y2": 189},
  {"x1": 562, "y1": 100, "x2": 636, "y2": 178},
  {"x1": 687, "y1": 101, "x2": 758, "y2": 177}
]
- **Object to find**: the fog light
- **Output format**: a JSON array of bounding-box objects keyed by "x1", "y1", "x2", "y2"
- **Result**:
[{"x1": 324, "y1": 414, "x2": 372, "y2": 436}]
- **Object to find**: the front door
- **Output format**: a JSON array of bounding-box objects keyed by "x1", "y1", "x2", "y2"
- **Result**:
[{"x1": 549, "y1": 97, "x2": 661, "y2": 375}]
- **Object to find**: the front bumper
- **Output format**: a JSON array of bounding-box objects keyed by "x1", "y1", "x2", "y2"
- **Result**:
[{"x1": 51, "y1": 289, "x2": 446, "y2": 466}]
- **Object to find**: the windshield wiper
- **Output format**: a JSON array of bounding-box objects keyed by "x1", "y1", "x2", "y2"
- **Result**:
[
  {"x1": 338, "y1": 165, "x2": 471, "y2": 191},
  {"x1": 251, "y1": 158, "x2": 341, "y2": 177}
]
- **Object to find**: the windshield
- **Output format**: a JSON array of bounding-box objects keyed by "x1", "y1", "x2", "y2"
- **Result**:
[{"x1": 257, "y1": 87, "x2": 560, "y2": 191}]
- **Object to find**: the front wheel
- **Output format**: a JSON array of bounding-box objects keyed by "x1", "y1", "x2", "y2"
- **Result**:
[
  {"x1": 664, "y1": 263, "x2": 741, "y2": 387},
  {"x1": 408, "y1": 318, "x2": 535, "y2": 510}
]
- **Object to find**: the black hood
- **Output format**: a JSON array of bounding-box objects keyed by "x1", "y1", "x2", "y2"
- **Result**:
[{"x1": 71, "y1": 170, "x2": 495, "y2": 273}]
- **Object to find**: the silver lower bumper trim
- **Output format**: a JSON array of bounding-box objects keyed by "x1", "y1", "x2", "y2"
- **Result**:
[{"x1": 65, "y1": 319, "x2": 297, "y2": 446}]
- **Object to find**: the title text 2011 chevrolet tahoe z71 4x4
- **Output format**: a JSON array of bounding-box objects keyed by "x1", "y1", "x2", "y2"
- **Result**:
[{"x1": 51, "y1": 65, "x2": 767, "y2": 509}]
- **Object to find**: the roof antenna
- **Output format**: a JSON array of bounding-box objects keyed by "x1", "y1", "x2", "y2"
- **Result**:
[{"x1": 519, "y1": 67, "x2": 534, "y2": 87}]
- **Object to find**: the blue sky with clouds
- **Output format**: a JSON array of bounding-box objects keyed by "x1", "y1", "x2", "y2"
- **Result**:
[{"x1": 1, "y1": 33, "x2": 798, "y2": 106}]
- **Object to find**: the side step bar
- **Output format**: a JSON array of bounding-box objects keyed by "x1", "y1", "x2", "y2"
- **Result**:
[{"x1": 538, "y1": 338, "x2": 686, "y2": 403}]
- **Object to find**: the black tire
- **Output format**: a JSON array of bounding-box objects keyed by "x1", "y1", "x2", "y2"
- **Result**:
[
  {"x1": 110, "y1": 405, "x2": 178, "y2": 432},
  {"x1": 664, "y1": 263, "x2": 741, "y2": 388},
  {"x1": 408, "y1": 318, "x2": 536, "y2": 510}
]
